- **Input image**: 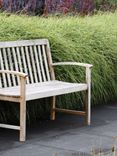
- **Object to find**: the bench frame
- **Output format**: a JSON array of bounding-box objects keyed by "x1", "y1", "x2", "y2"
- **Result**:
[{"x1": 0, "y1": 39, "x2": 93, "y2": 141}]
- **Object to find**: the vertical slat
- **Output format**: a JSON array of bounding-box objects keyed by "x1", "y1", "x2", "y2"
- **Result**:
[
  {"x1": 16, "y1": 47, "x2": 23, "y2": 73},
  {"x1": 38, "y1": 45, "x2": 46, "y2": 81},
  {"x1": 33, "y1": 45, "x2": 42, "y2": 82},
  {"x1": 12, "y1": 47, "x2": 20, "y2": 84},
  {"x1": 7, "y1": 48, "x2": 16, "y2": 86},
  {"x1": 20, "y1": 47, "x2": 29, "y2": 84},
  {"x1": 42, "y1": 45, "x2": 50, "y2": 81},
  {"x1": 0, "y1": 49, "x2": 7, "y2": 87},
  {"x1": 29, "y1": 46, "x2": 38, "y2": 83},
  {"x1": 2, "y1": 48, "x2": 12, "y2": 87},
  {"x1": 25, "y1": 46, "x2": 34, "y2": 83}
]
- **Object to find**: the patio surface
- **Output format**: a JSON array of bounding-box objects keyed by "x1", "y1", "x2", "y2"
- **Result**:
[{"x1": 0, "y1": 103, "x2": 117, "y2": 156}]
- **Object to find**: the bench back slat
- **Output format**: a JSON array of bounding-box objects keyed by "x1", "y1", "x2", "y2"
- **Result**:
[
  {"x1": 0, "y1": 49, "x2": 7, "y2": 87},
  {"x1": 0, "y1": 39, "x2": 54, "y2": 88}
]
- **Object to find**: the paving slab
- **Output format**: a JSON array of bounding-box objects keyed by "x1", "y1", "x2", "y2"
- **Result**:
[{"x1": 0, "y1": 103, "x2": 117, "y2": 156}]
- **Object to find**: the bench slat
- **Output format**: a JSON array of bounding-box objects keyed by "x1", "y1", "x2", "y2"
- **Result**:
[
  {"x1": 3, "y1": 48, "x2": 12, "y2": 87},
  {"x1": 38, "y1": 45, "x2": 46, "y2": 81},
  {"x1": 29, "y1": 46, "x2": 38, "y2": 83},
  {"x1": 16, "y1": 46, "x2": 24, "y2": 74},
  {"x1": 25, "y1": 46, "x2": 34, "y2": 83},
  {"x1": 42, "y1": 45, "x2": 50, "y2": 81},
  {"x1": 20, "y1": 47, "x2": 29, "y2": 83},
  {"x1": 7, "y1": 48, "x2": 17, "y2": 86},
  {"x1": 12, "y1": 47, "x2": 20, "y2": 84},
  {"x1": 33, "y1": 45, "x2": 42, "y2": 82},
  {"x1": 0, "y1": 49, "x2": 7, "y2": 87}
]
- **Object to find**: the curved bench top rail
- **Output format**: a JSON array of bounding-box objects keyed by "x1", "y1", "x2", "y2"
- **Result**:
[{"x1": 0, "y1": 39, "x2": 49, "y2": 48}]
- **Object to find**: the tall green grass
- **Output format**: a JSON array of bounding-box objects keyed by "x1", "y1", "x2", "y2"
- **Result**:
[{"x1": 0, "y1": 12, "x2": 117, "y2": 123}]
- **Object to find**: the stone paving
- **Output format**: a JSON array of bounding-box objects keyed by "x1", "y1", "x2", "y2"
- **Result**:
[{"x1": 0, "y1": 103, "x2": 117, "y2": 156}]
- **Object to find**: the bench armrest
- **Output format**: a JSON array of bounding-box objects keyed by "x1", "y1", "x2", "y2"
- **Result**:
[
  {"x1": 0, "y1": 70, "x2": 28, "y2": 78},
  {"x1": 52, "y1": 62, "x2": 93, "y2": 68},
  {"x1": 52, "y1": 62, "x2": 92, "y2": 87},
  {"x1": 0, "y1": 70, "x2": 28, "y2": 98}
]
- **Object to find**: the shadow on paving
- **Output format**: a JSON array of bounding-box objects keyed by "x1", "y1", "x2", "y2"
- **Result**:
[{"x1": 0, "y1": 103, "x2": 117, "y2": 156}]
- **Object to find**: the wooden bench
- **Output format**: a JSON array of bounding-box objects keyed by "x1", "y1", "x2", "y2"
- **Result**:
[{"x1": 0, "y1": 39, "x2": 93, "y2": 141}]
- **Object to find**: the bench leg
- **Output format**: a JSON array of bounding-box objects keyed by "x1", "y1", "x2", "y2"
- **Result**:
[
  {"x1": 20, "y1": 100, "x2": 26, "y2": 142},
  {"x1": 85, "y1": 90, "x2": 91, "y2": 125},
  {"x1": 50, "y1": 96, "x2": 56, "y2": 120}
]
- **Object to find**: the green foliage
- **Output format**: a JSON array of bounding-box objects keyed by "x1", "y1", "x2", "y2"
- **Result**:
[
  {"x1": 0, "y1": 12, "x2": 117, "y2": 123},
  {"x1": 95, "y1": 0, "x2": 117, "y2": 10}
]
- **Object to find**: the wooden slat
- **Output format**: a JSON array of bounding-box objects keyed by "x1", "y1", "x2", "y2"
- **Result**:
[
  {"x1": 42, "y1": 45, "x2": 50, "y2": 81},
  {"x1": 0, "y1": 124, "x2": 20, "y2": 130},
  {"x1": 29, "y1": 46, "x2": 38, "y2": 83},
  {"x1": 16, "y1": 47, "x2": 23, "y2": 73},
  {"x1": 20, "y1": 47, "x2": 29, "y2": 84},
  {"x1": 25, "y1": 46, "x2": 34, "y2": 83},
  {"x1": 7, "y1": 48, "x2": 16, "y2": 86},
  {"x1": 0, "y1": 49, "x2": 7, "y2": 87},
  {"x1": 0, "y1": 39, "x2": 48, "y2": 48},
  {"x1": 0, "y1": 95, "x2": 20, "y2": 102},
  {"x1": 3, "y1": 48, "x2": 12, "y2": 87},
  {"x1": 54, "y1": 108, "x2": 86, "y2": 116},
  {"x1": 38, "y1": 45, "x2": 46, "y2": 81},
  {"x1": 12, "y1": 47, "x2": 20, "y2": 84},
  {"x1": 33, "y1": 45, "x2": 42, "y2": 82}
]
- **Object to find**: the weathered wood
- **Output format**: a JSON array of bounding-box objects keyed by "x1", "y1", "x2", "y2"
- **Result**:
[
  {"x1": 33, "y1": 45, "x2": 42, "y2": 82},
  {"x1": 29, "y1": 46, "x2": 38, "y2": 83},
  {"x1": 0, "y1": 39, "x2": 93, "y2": 141},
  {"x1": 3, "y1": 48, "x2": 12, "y2": 87},
  {"x1": 20, "y1": 76, "x2": 26, "y2": 142},
  {"x1": 0, "y1": 70, "x2": 27, "y2": 77},
  {"x1": 0, "y1": 81, "x2": 88, "y2": 101},
  {"x1": 54, "y1": 108, "x2": 86, "y2": 116},
  {"x1": 38, "y1": 45, "x2": 46, "y2": 81},
  {"x1": 0, "y1": 124, "x2": 20, "y2": 130},
  {"x1": 12, "y1": 47, "x2": 20, "y2": 85},
  {"x1": 42, "y1": 45, "x2": 50, "y2": 81},
  {"x1": 0, "y1": 39, "x2": 48, "y2": 48},
  {"x1": 50, "y1": 96, "x2": 56, "y2": 120},
  {"x1": 0, "y1": 49, "x2": 7, "y2": 87},
  {"x1": 52, "y1": 62, "x2": 93, "y2": 68},
  {"x1": 85, "y1": 67, "x2": 91, "y2": 125},
  {"x1": 0, "y1": 95, "x2": 20, "y2": 102},
  {"x1": 20, "y1": 46, "x2": 29, "y2": 84}
]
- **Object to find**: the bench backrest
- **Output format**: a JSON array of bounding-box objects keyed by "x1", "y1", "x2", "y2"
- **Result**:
[{"x1": 0, "y1": 39, "x2": 55, "y2": 88}]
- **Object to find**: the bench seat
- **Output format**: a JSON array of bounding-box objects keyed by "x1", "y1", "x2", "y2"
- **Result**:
[{"x1": 0, "y1": 81, "x2": 87, "y2": 101}]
